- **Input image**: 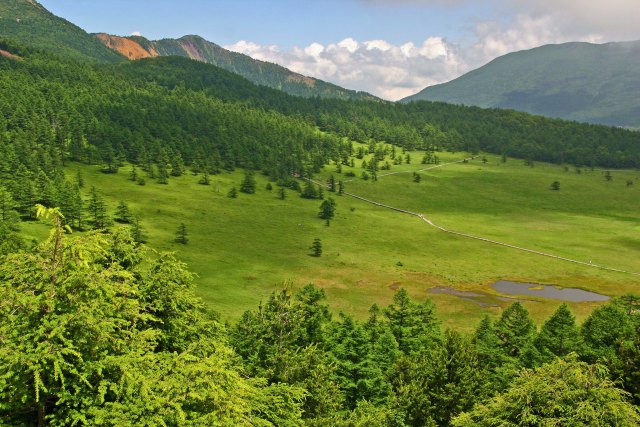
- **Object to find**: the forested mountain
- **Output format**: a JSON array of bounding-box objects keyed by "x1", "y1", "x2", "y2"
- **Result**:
[
  {"x1": 0, "y1": 0, "x2": 124, "y2": 63},
  {"x1": 96, "y1": 33, "x2": 379, "y2": 101},
  {"x1": 402, "y1": 41, "x2": 640, "y2": 128}
]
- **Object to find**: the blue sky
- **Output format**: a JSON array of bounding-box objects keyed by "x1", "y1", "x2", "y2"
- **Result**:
[
  {"x1": 39, "y1": 0, "x2": 640, "y2": 100},
  {"x1": 39, "y1": 0, "x2": 500, "y2": 48}
]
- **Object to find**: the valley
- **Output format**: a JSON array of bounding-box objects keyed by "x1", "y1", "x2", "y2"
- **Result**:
[{"x1": 21, "y1": 149, "x2": 639, "y2": 331}]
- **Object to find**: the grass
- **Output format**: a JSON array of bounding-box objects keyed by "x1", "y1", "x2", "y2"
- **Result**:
[{"x1": 23, "y1": 151, "x2": 640, "y2": 332}]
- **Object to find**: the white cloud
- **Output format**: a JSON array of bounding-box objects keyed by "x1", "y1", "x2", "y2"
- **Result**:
[
  {"x1": 225, "y1": 0, "x2": 640, "y2": 101},
  {"x1": 226, "y1": 36, "x2": 463, "y2": 100},
  {"x1": 131, "y1": 31, "x2": 142, "y2": 37}
]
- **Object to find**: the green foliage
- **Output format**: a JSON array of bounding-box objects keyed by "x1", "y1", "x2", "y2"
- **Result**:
[
  {"x1": 495, "y1": 302, "x2": 535, "y2": 358},
  {"x1": 452, "y1": 354, "x2": 640, "y2": 426}
]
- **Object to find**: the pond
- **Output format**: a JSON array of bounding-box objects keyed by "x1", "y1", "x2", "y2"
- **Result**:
[
  {"x1": 491, "y1": 280, "x2": 609, "y2": 302},
  {"x1": 428, "y1": 281, "x2": 610, "y2": 306},
  {"x1": 428, "y1": 286, "x2": 522, "y2": 307}
]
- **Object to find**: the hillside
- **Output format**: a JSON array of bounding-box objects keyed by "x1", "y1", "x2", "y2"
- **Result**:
[
  {"x1": 402, "y1": 41, "x2": 640, "y2": 128},
  {"x1": 0, "y1": 0, "x2": 124, "y2": 63},
  {"x1": 96, "y1": 33, "x2": 379, "y2": 101}
]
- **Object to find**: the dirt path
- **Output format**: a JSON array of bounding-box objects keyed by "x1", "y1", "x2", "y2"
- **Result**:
[
  {"x1": 342, "y1": 156, "x2": 475, "y2": 183},
  {"x1": 317, "y1": 158, "x2": 640, "y2": 277}
]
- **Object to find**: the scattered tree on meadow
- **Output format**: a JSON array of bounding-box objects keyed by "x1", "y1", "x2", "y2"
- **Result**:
[
  {"x1": 227, "y1": 187, "x2": 238, "y2": 198},
  {"x1": 310, "y1": 238, "x2": 322, "y2": 257},
  {"x1": 240, "y1": 170, "x2": 256, "y2": 194},
  {"x1": 175, "y1": 223, "x2": 188, "y2": 244},
  {"x1": 114, "y1": 201, "x2": 133, "y2": 223},
  {"x1": 550, "y1": 180, "x2": 560, "y2": 190}
]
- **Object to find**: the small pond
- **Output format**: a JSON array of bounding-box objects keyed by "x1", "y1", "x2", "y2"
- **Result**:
[
  {"x1": 428, "y1": 286, "x2": 521, "y2": 307},
  {"x1": 428, "y1": 281, "x2": 609, "y2": 306},
  {"x1": 491, "y1": 280, "x2": 609, "y2": 302}
]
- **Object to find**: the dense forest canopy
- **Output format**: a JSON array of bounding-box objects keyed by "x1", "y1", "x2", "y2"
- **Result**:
[{"x1": 1, "y1": 211, "x2": 639, "y2": 425}]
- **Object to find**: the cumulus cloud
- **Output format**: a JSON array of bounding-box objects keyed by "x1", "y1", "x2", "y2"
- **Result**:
[
  {"x1": 227, "y1": 36, "x2": 463, "y2": 100},
  {"x1": 227, "y1": 0, "x2": 640, "y2": 100},
  {"x1": 131, "y1": 31, "x2": 142, "y2": 37}
]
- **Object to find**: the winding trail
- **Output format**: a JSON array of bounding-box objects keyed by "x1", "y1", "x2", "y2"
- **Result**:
[
  {"x1": 342, "y1": 156, "x2": 476, "y2": 183},
  {"x1": 317, "y1": 158, "x2": 640, "y2": 277}
]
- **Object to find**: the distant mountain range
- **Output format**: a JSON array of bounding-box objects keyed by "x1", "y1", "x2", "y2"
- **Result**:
[
  {"x1": 402, "y1": 41, "x2": 640, "y2": 129},
  {"x1": 0, "y1": 0, "x2": 376, "y2": 101},
  {"x1": 95, "y1": 33, "x2": 378, "y2": 101}
]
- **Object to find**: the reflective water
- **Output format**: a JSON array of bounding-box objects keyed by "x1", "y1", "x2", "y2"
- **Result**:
[{"x1": 491, "y1": 280, "x2": 609, "y2": 302}]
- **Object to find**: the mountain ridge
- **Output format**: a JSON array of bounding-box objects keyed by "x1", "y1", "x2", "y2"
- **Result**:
[
  {"x1": 402, "y1": 41, "x2": 640, "y2": 128},
  {"x1": 95, "y1": 33, "x2": 379, "y2": 101}
]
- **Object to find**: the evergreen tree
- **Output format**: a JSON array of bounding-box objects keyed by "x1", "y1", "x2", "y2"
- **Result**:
[
  {"x1": 130, "y1": 216, "x2": 147, "y2": 244},
  {"x1": 452, "y1": 355, "x2": 640, "y2": 426},
  {"x1": 175, "y1": 223, "x2": 189, "y2": 244},
  {"x1": 413, "y1": 172, "x2": 421, "y2": 183},
  {"x1": 310, "y1": 238, "x2": 322, "y2": 257},
  {"x1": 87, "y1": 186, "x2": 109, "y2": 229},
  {"x1": 384, "y1": 289, "x2": 441, "y2": 354},
  {"x1": 301, "y1": 179, "x2": 318, "y2": 199},
  {"x1": 170, "y1": 153, "x2": 185, "y2": 177},
  {"x1": 198, "y1": 171, "x2": 210, "y2": 185},
  {"x1": 328, "y1": 175, "x2": 336, "y2": 192},
  {"x1": 278, "y1": 187, "x2": 286, "y2": 200},
  {"x1": 319, "y1": 198, "x2": 336, "y2": 223},
  {"x1": 534, "y1": 303, "x2": 581, "y2": 362},
  {"x1": 338, "y1": 180, "x2": 344, "y2": 195},
  {"x1": 76, "y1": 168, "x2": 84, "y2": 188},
  {"x1": 240, "y1": 170, "x2": 256, "y2": 194},
  {"x1": 495, "y1": 302, "x2": 535, "y2": 358},
  {"x1": 227, "y1": 187, "x2": 238, "y2": 198},
  {"x1": 114, "y1": 201, "x2": 133, "y2": 224},
  {"x1": 129, "y1": 165, "x2": 138, "y2": 182}
]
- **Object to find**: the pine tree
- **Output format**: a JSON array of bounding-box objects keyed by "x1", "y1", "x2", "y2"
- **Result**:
[
  {"x1": 114, "y1": 201, "x2": 133, "y2": 224},
  {"x1": 175, "y1": 223, "x2": 189, "y2": 244},
  {"x1": 319, "y1": 198, "x2": 336, "y2": 223},
  {"x1": 495, "y1": 302, "x2": 535, "y2": 358},
  {"x1": 328, "y1": 175, "x2": 336, "y2": 192},
  {"x1": 240, "y1": 170, "x2": 256, "y2": 194},
  {"x1": 227, "y1": 187, "x2": 238, "y2": 198},
  {"x1": 310, "y1": 238, "x2": 322, "y2": 257},
  {"x1": 87, "y1": 186, "x2": 109, "y2": 229},
  {"x1": 338, "y1": 180, "x2": 344, "y2": 195},
  {"x1": 534, "y1": 303, "x2": 581, "y2": 362},
  {"x1": 130, "y1": 216, "x2": 147, "y2": 244},
  {"x1": 129, "y1": 166, "x2": 138, "y2": 182},
  {"x1": 278, "y1": 187, "x2": 286, "y2": 200},
  {"x1": 413, "y1": 172, "x2": 421, "y2": 183}
]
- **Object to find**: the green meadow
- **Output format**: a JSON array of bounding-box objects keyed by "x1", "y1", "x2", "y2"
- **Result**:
[{"x1": 23, "y1": 151, "x2": 640, "y2": 331}]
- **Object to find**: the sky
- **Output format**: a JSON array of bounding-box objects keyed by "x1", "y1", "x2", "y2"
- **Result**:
[{"x1": 40, "y1": 0, "x2": 640, "y2": 101}]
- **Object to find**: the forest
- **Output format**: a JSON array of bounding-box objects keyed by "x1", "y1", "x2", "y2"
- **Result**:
[
  {"x1": 1, "y1": 35, "x2": 640, "y2": 426},
  {"x1": 1, "y1": 209, "x2": 639, "y2": 425}
]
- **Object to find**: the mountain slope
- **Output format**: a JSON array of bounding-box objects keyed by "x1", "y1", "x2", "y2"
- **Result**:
[
  {"x1": 96, "y1": 33, "x2": 378, "y2": 101},
  {"x1": 0, "y1": 0, "x2": 124, "y2": 63},
  {"x1": 402, "y1": 41, "x2": 640, "y2": 128}
]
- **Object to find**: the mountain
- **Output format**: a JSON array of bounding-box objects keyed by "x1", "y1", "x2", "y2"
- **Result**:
[
  {"x1": 0, "y1": 0, "x2": 124, "y2": 63},
  {"x1": 402, "y1": 41, "x2": 640, "y2": 128},
  {"x1": 96, "y1": 33, "x2": 379, "y2": 101}
]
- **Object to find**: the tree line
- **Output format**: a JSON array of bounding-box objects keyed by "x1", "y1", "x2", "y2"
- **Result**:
[{"x1": 1, "y1": 209, "x2": 638, "y2": 426}]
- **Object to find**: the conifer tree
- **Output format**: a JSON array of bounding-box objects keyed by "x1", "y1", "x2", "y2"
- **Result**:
[
  {"x1": 175, "y1": 223, "x2": 188, "y2": 244},
  {"x1": 534, "y1": 303, "x2": 581, "y2": 362},
  {"x1": 87, "y1": 186, "x2": 109, "y2": 229},
  {"x1": 114, "y1": 201, "x2": 133, "y2": 224},
  {"x1": 495, "y1": 302, "x2": 535, "y2": 358},
  {"x1": 240, "y1": 170, "x2": 256, "y2": 194},
  {"x1": 310, "y1": 238, "x2": 322, "y2": 257},
  {"x1": 278, "y1": 187, "x2": 286, "y2": 200}
]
